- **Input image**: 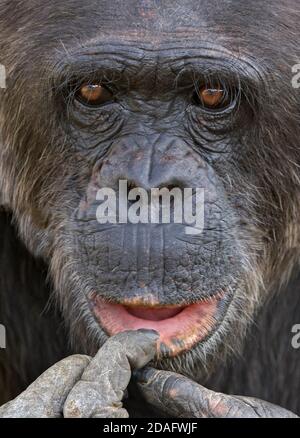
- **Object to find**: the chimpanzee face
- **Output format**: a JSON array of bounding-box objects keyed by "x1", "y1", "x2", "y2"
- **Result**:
[{"x1": 1, "y1": 0, "x2": 300, "y2": 378}]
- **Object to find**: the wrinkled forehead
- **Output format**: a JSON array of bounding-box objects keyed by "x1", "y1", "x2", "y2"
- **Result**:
[
  {"x1": 63, "y1": 0, "x2": 272, "y2": 50},
  {"x1": 44, "y1": 0, "x2": 283, "y2": 80},
  {"x1": 9, "y1": 0, "x2": 291, "y2": 87},
  {"x1": 80, "y1": 0, "x2": 271, "y2": 39},
  {"x1": 18, "y1": 0, "x2": 276, "y2": 49}
]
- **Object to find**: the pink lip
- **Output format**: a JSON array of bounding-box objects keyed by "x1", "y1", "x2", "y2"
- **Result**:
[{"x1": 90, "y1": 293, "x2": 223, "y2": 358}]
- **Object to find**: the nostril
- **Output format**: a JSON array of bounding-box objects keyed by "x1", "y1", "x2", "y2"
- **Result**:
[
  {"x1": 162, "y1": 184, "x2": 179, "y2": 192},
  {"x1": 126, "y1": 180, "x2": 140, "y2": 205},
  {"x1": 127, "y1": 180, "x2": 137, "y2": 192},
  {"x1": 119, "y1": 180, "x2": 186, "y2": 209}
]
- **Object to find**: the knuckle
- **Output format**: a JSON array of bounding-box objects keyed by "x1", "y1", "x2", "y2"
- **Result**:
[{"x1": 63, "y1": 398, "x2": 83, "y2": 418}]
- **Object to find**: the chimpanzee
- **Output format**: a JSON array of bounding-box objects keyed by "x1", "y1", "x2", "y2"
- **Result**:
[{"x1": 0, "y1": 0, "x2": 300, "y2": 417}]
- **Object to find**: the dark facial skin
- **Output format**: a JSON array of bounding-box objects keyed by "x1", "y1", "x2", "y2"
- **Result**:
[{"x1": 0, "y1": 0, "x2": 300, "y2": 417}]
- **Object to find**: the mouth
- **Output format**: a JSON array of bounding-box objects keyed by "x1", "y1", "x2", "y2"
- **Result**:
[{"x1": 89, "y1": 291, "x2": 225, "y2": 358}]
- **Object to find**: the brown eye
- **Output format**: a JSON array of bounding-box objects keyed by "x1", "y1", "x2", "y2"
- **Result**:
[
  {"x1": 195, "y1": 83, "x2": 229, "y2": 110},
  {"x1": 77, "y1": 83, "x2": 113, "y2": 106}
]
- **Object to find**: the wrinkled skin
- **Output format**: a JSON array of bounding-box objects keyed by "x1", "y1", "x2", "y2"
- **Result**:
[
  {"x1": 0, "y1": 331, "x2": 159, "y2": 418},
  {"x1": 0, "y1": 331, "x2": 297, "y2": 418},
  {"x1": 1, "y1": 0, "x2": 300, "y2": 418},
  {"x1": 134, "y1": 366, "x2": 298, "y2": 418}
]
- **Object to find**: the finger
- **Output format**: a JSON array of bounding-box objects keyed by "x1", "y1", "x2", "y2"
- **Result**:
[
  {"x1": 133, "y1": 367, "x2": 249, "y2": 417},
  {"x1": 134, "y1": 367, "x2": 298, "y2": 418},
  {"x1": 0, "y1": 355, "x2": 91, "y2": 418},
  {"x1": 134, "y1": 367, "x2": 211, "y2": 417},
  {"x1": 64, "y1": 329, "x2": 159, "y2": 418}
]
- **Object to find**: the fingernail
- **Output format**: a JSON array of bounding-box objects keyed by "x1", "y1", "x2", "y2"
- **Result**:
[
  {"x1": 132, "y1": 367, "x2": 153, "y2": 384},
  {"x1": 137, "y1": 328, "x2": 159, "y2": 341}
]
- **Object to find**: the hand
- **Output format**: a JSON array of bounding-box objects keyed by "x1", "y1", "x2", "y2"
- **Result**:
[
  {"x1": 0, "y1": 329, "x2": 158, "y2": 418},
  {"x1": 134, "y1": 367, "x2": 298, "y2": 418}
]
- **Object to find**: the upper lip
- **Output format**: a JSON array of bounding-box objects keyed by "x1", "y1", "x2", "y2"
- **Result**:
[{"x1": 88, "y1": 290, "x2": 225, "y2": 308}]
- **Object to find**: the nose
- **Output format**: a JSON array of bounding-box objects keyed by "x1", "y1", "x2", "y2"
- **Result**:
[{"x1": 97, "y1": 133, "x2": 204, "y2": 192}]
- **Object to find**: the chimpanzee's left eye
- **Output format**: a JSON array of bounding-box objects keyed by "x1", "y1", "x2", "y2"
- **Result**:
[
  {"x1": 193, "y1": 81, "x2": 233, "y2": 111},
  {"x1": 76, "y1": 83, "x2": 114, "y2": 106}
]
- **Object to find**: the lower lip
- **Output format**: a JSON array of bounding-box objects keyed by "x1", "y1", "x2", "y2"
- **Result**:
[{"x1": 90, "y1": 294, "x2": 223, "y2": 358}]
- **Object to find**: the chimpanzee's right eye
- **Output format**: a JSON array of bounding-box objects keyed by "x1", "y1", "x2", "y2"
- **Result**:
[{"x1": 76, "y1": 83, "x2": 114, "y2": 107}]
